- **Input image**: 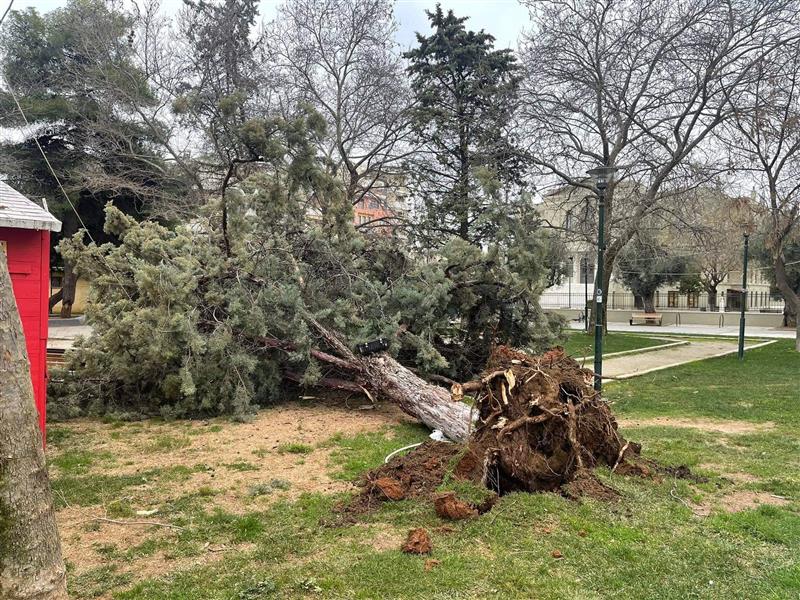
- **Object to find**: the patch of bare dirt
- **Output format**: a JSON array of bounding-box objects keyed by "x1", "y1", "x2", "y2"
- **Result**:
[
  {"x1": 718, "y1": 491, "x2": 789, "y2": 513},
  {"x1": 617, "y1": 417, "x2": 775, "y2": 434},
  {"x1": 51, "y1": 400, "x2": 414, "y2": 588},
  {"x1": 698, "y1": 463, "x2": 760, "y2": 483}
]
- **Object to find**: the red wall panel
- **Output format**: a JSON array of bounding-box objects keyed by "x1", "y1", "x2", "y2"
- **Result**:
[{"x1": 0, "y1": 226, "x2": 49, "y2": 436}]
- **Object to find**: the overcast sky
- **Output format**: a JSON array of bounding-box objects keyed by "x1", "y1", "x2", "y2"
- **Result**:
[{"x1": 11, "y1": 0, "x2": 530, "y2": 49}]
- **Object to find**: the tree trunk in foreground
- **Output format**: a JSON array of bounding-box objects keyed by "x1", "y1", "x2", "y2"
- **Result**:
[{"x1": 0, "y1": 254, "x2": 68, "y2": 600}]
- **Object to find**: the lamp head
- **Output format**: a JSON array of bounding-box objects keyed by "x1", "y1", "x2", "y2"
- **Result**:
[{"x1": 587, "y1": 166, "x2": 618, "y2": 190}]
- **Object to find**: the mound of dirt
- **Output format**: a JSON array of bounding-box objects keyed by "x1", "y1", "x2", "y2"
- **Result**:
[
  {"x1": 338, "y1": 441, "x2": 462, "y2": 518},
  {"x1": 402, "y1": 528, "x2": 432, "y2": 554}
]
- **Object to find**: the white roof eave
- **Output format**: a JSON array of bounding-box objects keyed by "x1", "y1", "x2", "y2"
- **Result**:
[{"x1": 0, "y1": 180, "x2": 62, "y2": 232}]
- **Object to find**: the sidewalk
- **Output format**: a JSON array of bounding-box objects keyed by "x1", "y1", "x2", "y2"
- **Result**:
[
  {"x1": 600, "y1": 338, "x2": 772, "y2": 379},
  {"x1": 567, "y1": 320, "x2": 795, "y2": 339},
  {"x1": 48, "y1": 316, "x2": 92, "y2": 351}
]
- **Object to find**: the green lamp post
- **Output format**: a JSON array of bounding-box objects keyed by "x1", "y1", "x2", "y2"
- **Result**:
[
  {"x1": 587, "y1": 166, "x2": 618, "y2": 392},
  {"x1": 738, "y1": 232, "x2": 750, "y2": 360}
]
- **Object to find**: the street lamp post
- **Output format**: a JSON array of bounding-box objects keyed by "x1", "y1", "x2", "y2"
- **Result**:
[
  {"x1": 568, "y1": 256, "x2": 573, "y2": 308},
  {"x1": 738, "y1": 233, "x2": 750, "y2": 360},
  {"x1": 583, "y1": 257, "x2": 589, "y2": 331},
  {"x1": 587, "y1": 166, "x2": 618, "y2": 392}
]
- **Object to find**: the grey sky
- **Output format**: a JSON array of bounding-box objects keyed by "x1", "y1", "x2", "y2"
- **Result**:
[{"x1": 11, "y1": 0, "x2": 530, "y2": 50}]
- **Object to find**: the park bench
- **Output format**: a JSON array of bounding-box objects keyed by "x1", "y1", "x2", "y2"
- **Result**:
[{"x1": 629, "y1": 312, "x2": 663, "y2": 326}]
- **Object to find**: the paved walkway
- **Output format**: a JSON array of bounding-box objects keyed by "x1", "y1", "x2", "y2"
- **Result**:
[
  {"x1": 48, "y1": 317, "x2": 92, "y2": 350},
  {"x1": 567, "y1": 320, "x2": 795, "y2": 339},
  {"x1": 601, "y1": 338, "x2": 768, "y2": 379}
]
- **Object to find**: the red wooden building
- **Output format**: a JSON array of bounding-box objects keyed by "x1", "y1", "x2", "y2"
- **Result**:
[{"x1": 0, "y1": 181, "x2": 61, "y2": 436}]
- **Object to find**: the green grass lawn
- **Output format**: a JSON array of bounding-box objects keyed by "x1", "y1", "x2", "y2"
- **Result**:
[
  {"x1": 66, "y1": 342, "x2": 800, "y2": 599},
  {"x1": 561, "y1": 330, "x2": 669, "y2": 358}
]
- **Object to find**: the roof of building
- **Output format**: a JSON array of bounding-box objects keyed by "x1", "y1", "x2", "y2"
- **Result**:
[{"x1": 0, "y1": 180, "x2": 62, "y2": 232}]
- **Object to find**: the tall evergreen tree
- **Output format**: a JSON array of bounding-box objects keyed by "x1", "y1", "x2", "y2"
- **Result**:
[
  {"x1": 401, "y1": 7, "x2": 557, "y2": 376},
  {"x1": 0, "y1": 0, "x2": 177, "y2": 316},
  {"x1": 404, "y1": 5, "x2": 526, "y2": 246}
]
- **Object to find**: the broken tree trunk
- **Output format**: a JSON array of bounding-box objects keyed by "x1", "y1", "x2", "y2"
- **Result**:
[
  {"x1": 362, "y1": 355, "x2": 472, "y2": 443},
  {"x1": 0, "y1": 252, "x2": 68, "y2": 599},
  {"x1": 267, "y1": 320, "x2": 474, "y2": 442}
]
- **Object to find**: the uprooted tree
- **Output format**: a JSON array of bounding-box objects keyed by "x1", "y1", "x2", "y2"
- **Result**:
[{"x1": 53, "y1": 106, "x2": 559, "y2": 441}]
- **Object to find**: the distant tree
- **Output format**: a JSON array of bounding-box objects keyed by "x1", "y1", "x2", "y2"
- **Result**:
[
  {"x1": 0, "y1": 0, "x2": 177, "y2": 316},
  {"x1": 269, "y1": 0, "x2": 414, "y2": 212},
  {"x1": 519, "y1": 0, "x2": 800, "y2": 330},
  {"x1": 404, "y1": 5, "x2": 526, "y2": 247},
  {"x1": 617, "y1": 234, "x2": 690, "y2": 313},
  {"x1": 683, "y1": 191, "x2": 753, "y2": 311},
  {"x1": 722, "y1": 38, "x2": 800, "y2": 350},
  {"x1": 0, "y1": 254, "x2": 67, "y2": 600}
]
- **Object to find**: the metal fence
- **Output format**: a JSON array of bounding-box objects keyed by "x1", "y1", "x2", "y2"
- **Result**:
[{"x1": 540, "y1": 290, "x2": 786, "y2": 313}]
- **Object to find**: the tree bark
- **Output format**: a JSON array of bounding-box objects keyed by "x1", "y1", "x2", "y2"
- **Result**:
[
  {"x1": 774, "y1": 254, "x2": 800, "y2": 351},
  {"x1": 708, "y1": 288, "x2": 718, "y2": 312},
  {"x1": 264, "y1": 330, "x2": 474, "y2": 442},
  {"x1": 0, "y1": 253, "x2": 68, "y2": 599},
  {"x1": 362, "y1": 355, "x2": 473, "y2": 443},
  {"x1": 58, "y1": 262, "x2": 78, "y2": 319},
  {"x1": 643, "y1": 292, "x2": 656, "y2": 314}
]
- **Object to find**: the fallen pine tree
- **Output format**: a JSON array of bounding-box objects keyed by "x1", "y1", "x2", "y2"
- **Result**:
[{"x1": 53, "y1": 197, "x2": 557, "y2": 429}]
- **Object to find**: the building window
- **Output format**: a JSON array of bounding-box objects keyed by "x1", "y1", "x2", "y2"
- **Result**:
[
  {"x1": 564, "y1": 210, "x2": 573, "y2": 231},
  {"x1": 357, "y1": 213, "x2": 370, "y2": 225},
  {"x1": 668, "y1": 291, "x2": 678, "y2": 308},
  {"x1": 687, "y1": 293, "x2": 699, "y2": 308}
]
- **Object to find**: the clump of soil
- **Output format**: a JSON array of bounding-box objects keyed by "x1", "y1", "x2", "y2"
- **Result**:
[
  {"x1": 338, "y1": 441, "x2": 462, "y2": 518},
  {"x1": 402, "y1": 528, "x2": 432, "y2": 554},
  {"x1": 433, "y1": 492, "x2": 478, "y2": 520},
  {"x1": 455, "y1": 346, "x2": 638, "y2": 497}
]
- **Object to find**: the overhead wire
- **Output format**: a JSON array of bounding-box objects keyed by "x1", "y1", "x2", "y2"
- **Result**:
[{"x1": 3, "y1": 75, "x2": 134, "y2": 300}]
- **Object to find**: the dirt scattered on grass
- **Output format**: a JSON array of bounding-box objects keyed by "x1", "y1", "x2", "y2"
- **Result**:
[
  {"x1": 562, "y1": 471, "x2": 620, "y2": 502},
  {"x1": 424, "y1": 559, "x2": 441, "y2": 571},
  {"x1": 719, "y1": 491, "x2": 789, "y2": 513},
  {"x1": 338, "y1": 441, "x2": 462, "y2": 519},
  {"x1": 617, "y1": 417, "x2": 775, "y2": 434},
  {"x1": 402, "y1": 528, "x2": 432, "y2": 554}
]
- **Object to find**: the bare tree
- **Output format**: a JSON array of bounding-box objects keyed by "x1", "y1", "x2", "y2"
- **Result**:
[
  {"x1": 268, "y1": 0, "x2": 414, "y2": 211},
  {"x1": 723, "y1": 39, "x2": 800, "y2": 349},
  {"x1": 519, "y1": 0, "x2": 800, "y2": 328},
  {"x1": 683, "y1": 189, "x2": 755, "y2": 311},
  {"x1": 0, "y1": 253, "x2": 68, "y2": 600}
]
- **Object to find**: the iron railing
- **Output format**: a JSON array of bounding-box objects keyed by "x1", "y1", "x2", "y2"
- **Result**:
[{"x1": 540, "y1": 290, "x2": 786, "y2": 313}]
